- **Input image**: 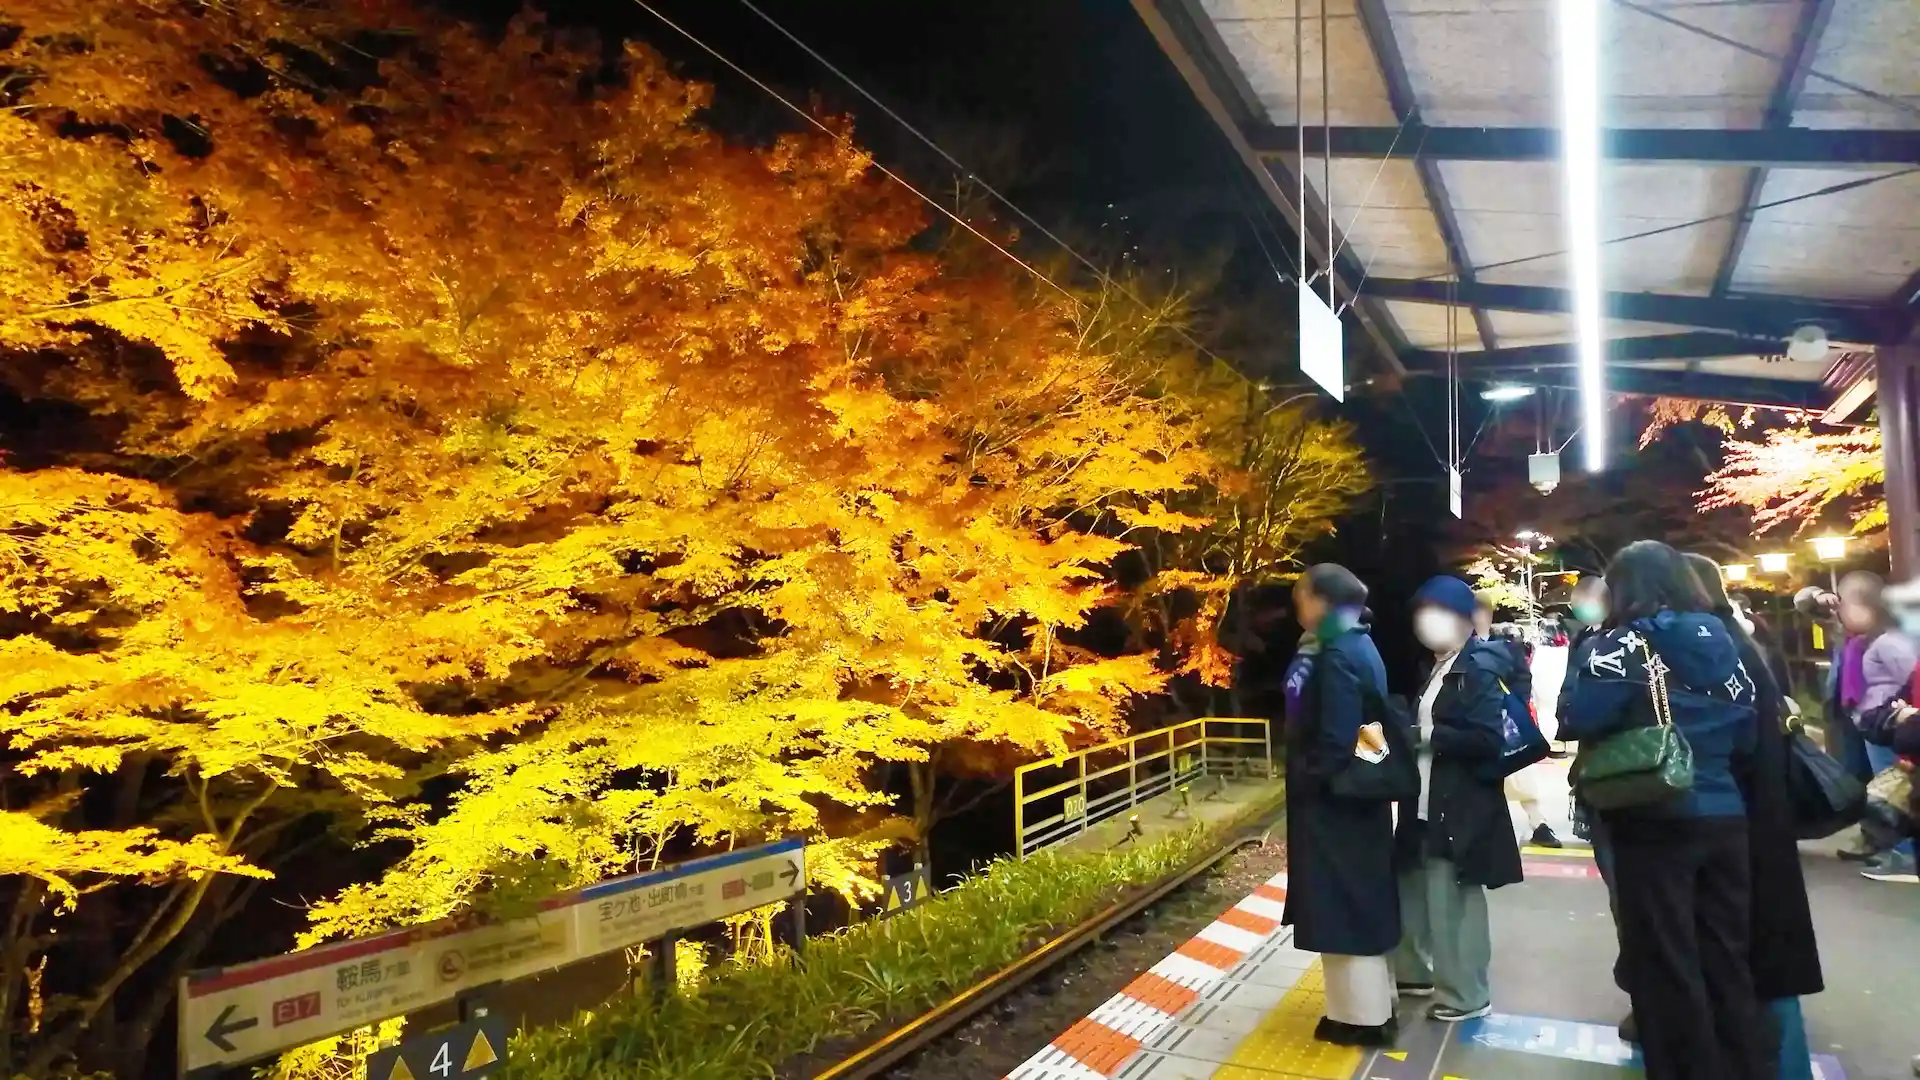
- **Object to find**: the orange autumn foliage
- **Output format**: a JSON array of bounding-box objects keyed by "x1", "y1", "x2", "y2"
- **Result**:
[{"x1": 0, "y1": 2, "x2": 1369, "y2": 1072}]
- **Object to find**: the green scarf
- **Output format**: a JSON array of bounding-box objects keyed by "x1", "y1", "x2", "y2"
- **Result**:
[{"x1": 1315, "y1": 604, "x2": 1366, "y2": 645}]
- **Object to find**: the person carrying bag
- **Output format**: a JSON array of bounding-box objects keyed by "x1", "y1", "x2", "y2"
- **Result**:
[{"x1": 1559, "y1": 541, "x2": 1772, "y2": 1080}]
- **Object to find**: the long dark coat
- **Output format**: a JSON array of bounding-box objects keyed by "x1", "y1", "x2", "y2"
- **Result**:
[
  {"x1": 1396, "y1": 640, "x2": 1525, "y2": 890},
  {"x1": 1728, "y1": 624, "x2": 1825, "y2": 1000},
  {"x1": 1283, "y1": 625, "x2": 1401, "y2": 957}
]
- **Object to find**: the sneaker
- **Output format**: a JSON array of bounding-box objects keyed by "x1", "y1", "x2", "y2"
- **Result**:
[
  {"x1": 1530, "y1": 824, "x2": 1564, "y2": 849},
  {"x1": 1862, "y1": 850, "x2": 1920, "y2": 883},
  {"x1": 1618, "y1": 1012, "x2": 1638, "y2": 1044},
  {"x1": 1431, "y1": 1003, "x2": 1493, "y2": 1023},
  {"x1": 1397, "y1": 982, "x2": 1435, "y2": 997}
]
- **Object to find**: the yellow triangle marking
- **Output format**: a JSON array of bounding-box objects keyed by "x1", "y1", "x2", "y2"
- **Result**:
[
  {"x1": 885, "y1": 886, "x2": 902, "y2": 911},
  {"x1": 463, "y1": 1029, "x2": 499, "y2": 1071},
  {"x1": 1384, "y1": 1050, "x2": 1408, "y2": 1061},
  {"x1": 388, "y1": 1057, "x2": 416, "y2": 1080}
]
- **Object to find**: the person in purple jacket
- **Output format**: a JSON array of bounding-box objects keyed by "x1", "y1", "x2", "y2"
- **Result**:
[{"x1": 1834, "y1": 573, "x2": 1920, "y2": 881}]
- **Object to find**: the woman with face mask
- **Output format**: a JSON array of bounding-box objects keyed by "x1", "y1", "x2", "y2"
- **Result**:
[{"x1": 1391, "y1": 576, "x2": 1524, "y2": 1023}]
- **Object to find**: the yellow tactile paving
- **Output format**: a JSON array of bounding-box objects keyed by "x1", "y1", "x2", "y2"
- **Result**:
[{"x1": 1209, "y1": 958, "x2": 1363, "y2": 1079}]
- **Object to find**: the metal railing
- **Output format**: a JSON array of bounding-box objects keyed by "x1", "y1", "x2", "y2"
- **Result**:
[{"x1": 1012, "y1": 717, "x2": 1272, "y2": 857}]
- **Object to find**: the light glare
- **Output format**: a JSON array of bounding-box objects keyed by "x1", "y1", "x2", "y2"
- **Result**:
[
  {"x1": 1480, "y1": 384, "x2": 1537, "y2": 402},
  {"x1": 1558, "y1": 0, "x2": 1605, "y2": 472},
  {"x1": 1757, "y1": 552, "x2": 1791, "y2": 574},
  {"x1": 1810, "y1": 535, "x2": 1848, "y2": 562}
]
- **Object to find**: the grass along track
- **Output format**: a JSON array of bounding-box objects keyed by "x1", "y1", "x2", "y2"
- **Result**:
[{"x1": 806, "y1": 821, "x2": 1287, "y2": 1080}]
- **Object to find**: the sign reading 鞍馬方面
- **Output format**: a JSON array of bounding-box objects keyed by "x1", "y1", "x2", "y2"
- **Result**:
[{"x1": 178, "y1": 839, "x2": 804, "y2": 1076}]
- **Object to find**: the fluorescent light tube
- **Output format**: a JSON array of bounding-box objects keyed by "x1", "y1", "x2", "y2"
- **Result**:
[{"x1": 1558, "y1": 0, "x2": 1604, "y2": 471}]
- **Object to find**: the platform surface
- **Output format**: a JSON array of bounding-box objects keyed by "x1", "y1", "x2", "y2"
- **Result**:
[{"x1": 1007, "y1": 756, "x2": 1917, "y2": 1080}]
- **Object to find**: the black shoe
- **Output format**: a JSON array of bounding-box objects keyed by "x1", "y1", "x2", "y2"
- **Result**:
[
  {"x1": 1618, "y1": 1012, "x2": 1638, "y2": 1044},
  {"x1": 1531, "y1": 824, "x2": 1563, "y2": 848},
  {"x1": 1397, "y1": 982, "x2": 1435, "y2": 998},
  {"x1": 1313, "y1": 1017, "x2": 1398, "y2": 1047}
]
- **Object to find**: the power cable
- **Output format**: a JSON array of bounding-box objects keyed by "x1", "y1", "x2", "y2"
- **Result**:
[
  {"x1": 719, "y1": 0, "x2": 1254, "y2": 371},
  {"x1": 626, "y1": 0, "x2": 1079, "y2": 308}
]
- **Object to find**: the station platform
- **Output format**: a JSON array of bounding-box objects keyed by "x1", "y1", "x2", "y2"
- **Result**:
[{"x1": 1006, "y1": 758, "x2": 1919, "y2": 1080}]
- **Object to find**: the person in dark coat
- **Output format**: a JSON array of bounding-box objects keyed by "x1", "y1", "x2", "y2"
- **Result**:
[
  {"x1": 1283, "y1": 563, "x2": 1400, "y2": 1046},
  {"x1": 1686, "y1": 554, "x2": 1823, "y2": 1080},
  {"x1": 1392, "y1": 576, "x2": 1525, "y2": 1023},
  {"x1": 1561, "y1": 541, "x2": 1774, "y2": 1080}
]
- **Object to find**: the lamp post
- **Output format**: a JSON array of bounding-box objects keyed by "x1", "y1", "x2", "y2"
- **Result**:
[
  {"x1": 1810, "y1": 535, "x2": 1848, "y2": 593},
  {"x1": 1757, "y1": 552, "x2": 1792, "y2": 576},
  {"x1": 1721, "y1": 563, "x2": 1753, "y2": 585},
  {"x1": 1515, "y1": 530, "x2": 1553, "y2": 642}
]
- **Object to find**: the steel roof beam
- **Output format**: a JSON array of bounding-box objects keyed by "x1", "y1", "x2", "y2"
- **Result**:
[
  {"x1": 1351, "y1": 0, "x2": 1496, "y2": 353},
  {"x1": 1406, "y1": 332, "x2": 1779, "y2": 374},
  {"x1": 1261, "y1": 124, "x2": 1920, "y2": 167},
  {"x1": 1132, "y1": 0, "x2": 1406, "y2": 376},
  {"x1": 1407, "y1": 365, "x2": 1826, "y2": 411},
  {"x1": 1712, "y1": 0, "x2": 1836, "y2": 299},
  {"x1": 1365, "y1": 277, "x2": 1907, "y2": 343}
]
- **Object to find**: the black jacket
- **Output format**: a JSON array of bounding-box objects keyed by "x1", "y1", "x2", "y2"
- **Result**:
[
  {"x1": 1397, "y1": 639, "x2": 1525, "y2": 889},
  {"x1": 1283, "y1": 623, "x2": 1401, "y2": 957},
  {"x1": 1723, "y1": 619, "x2": 1824, "y2": 999}
]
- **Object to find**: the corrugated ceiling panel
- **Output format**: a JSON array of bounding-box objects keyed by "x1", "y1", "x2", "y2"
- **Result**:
[
  {"x1": 1299, "y1": 158, "x2": 1454, "y2": 281},
  {"x1": 1203, "y1": 1, "x2": 1396, "y2": 125},
  {"x1": 1732, "y1": 167, "x2": 1920, "y2": 300},
  {"x1": 1790, "y1": 0, "x2": 1920, "y2": 129},
  {"x1": 1381, "y1": 299, "x2": 1467, "y2": 350},
  {"x1": 1386, "y1": 0, "x2": 1793, "y2": 128},
  {"x1": 1441, "y1": 161, "x2": 1744, "y2": 295},
  {"x1": 1476, "y1": 310, "x2": 1696, "y2": 347}
]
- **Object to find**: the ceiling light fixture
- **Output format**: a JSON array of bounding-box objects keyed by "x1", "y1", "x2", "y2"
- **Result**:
[
  {"x1": 1558, "y1": 0, "x2": 1605, "y2": 472},
  {"x1": 1479, "y1": 384, "x2": 1537, "y2": 402}
]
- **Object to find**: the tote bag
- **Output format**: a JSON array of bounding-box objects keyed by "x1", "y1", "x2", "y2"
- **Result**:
[
  {"x1": 1327, "y1": 690, "x2": 1421, "y2": 802},
  {"x1": 1494, "y1": 677, "x2": 1551, "y2": 778},
  {"x1": 1785, "y1": 723, "x2": 1866, "y2": 839}
]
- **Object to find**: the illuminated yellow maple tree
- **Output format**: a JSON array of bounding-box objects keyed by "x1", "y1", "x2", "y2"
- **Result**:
[
  {"x1": 1699, "y1": 426, "x2": 1886, "y2": 534},
  {"x1": 0, "y1": 2, "x2": 1367, "y2": 1073}
]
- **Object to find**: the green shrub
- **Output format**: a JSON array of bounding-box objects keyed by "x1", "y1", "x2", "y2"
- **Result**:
[{"x1": 502, "y1": 816, "x2": 1264, "y2": 1080}]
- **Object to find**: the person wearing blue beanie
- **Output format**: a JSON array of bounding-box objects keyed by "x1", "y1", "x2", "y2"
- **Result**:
[
  {"x1": 1392, "y1": 576, "x2": 1524, "y2": 1023},
  {"x1": 1412, "y1": 575, "x2": 1478, "y2": 621}
]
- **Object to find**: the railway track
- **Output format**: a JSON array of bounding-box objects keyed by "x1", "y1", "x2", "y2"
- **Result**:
[{"x1": 813, "y1": 807, "x2": 1287, "y2": 1080}]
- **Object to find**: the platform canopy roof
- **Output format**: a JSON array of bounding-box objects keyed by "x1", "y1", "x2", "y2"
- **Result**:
[{"x1": 1132, "y1": 0, "x2": 1920, "y2": 420}]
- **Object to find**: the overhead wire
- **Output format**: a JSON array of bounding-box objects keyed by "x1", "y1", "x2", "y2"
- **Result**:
[
  {"x1": 721, "y1": 0, "x2": 1274, "y2": 374},
  {"x1": 640, "y1": 0, "x2": 1246, "y2": 371},
  {"x1": 1614, "y1": 0, "x2": 1920, "y2": 119},
  {"x1": 624, "y1": 0, "x2": 1076, "y2": 306},
  {"x1": 1410, "y1": 165, "x2": 1920, "y2": 284}
]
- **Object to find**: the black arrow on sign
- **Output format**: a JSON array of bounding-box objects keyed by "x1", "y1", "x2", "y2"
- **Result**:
[
  {"x1": 780, "y1": 860, "x2": 800, "y2": 888},
  {"x1": 205, "y1": 1004, "x2": 259, "y2": 1052}
]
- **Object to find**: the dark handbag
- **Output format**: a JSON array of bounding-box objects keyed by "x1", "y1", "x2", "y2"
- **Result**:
[
  {"x1": 1327, "y1": 691, "x2": 1421, "y2": 802},
  {"x1": 1573, "y1": 641, "x2": 1695, "y2": 811},
  {"x1": 1784, "y1": 722, "x2": 1866, "y2": 839}
]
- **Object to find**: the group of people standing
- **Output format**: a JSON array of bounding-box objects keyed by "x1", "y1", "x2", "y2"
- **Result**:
[{"x1": 1277, "y1": 541, "x2": 1920, "y2": 1080}]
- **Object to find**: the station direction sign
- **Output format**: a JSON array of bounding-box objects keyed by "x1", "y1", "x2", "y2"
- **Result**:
[{"x1": 179, "y1": 839, "x2": 804, "y2": 1076}]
